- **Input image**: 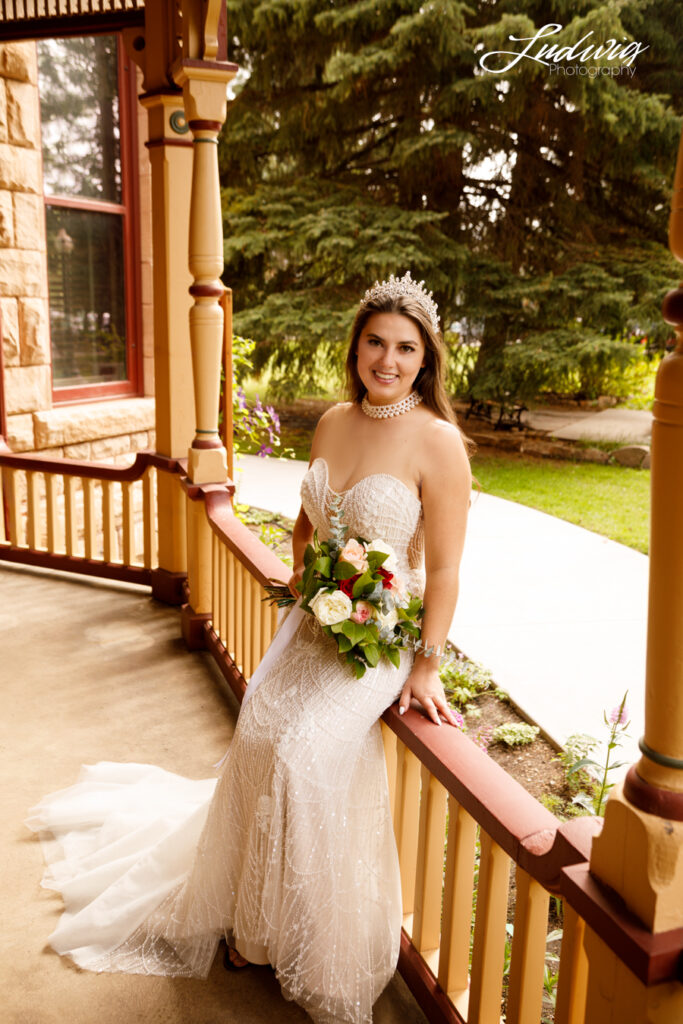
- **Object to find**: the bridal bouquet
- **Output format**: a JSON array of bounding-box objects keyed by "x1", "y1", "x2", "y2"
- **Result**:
[{"x1": 265, "y1": 495, "x2": 434, "y2": 678}]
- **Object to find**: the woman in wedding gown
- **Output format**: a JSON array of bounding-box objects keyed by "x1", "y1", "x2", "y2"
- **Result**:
[{"x1": 26, "y1": 272, "x2": 472, "y2": 1024}]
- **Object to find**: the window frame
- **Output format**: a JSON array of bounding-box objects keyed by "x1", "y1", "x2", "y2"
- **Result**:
[{"x1": 41, "y1": 34, "x2": 143, "y2": 405}]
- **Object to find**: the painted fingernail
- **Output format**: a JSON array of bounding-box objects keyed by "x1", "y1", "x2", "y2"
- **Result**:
[{"x1": 399, "y1": 707, "x2": 406, "y2": 715}]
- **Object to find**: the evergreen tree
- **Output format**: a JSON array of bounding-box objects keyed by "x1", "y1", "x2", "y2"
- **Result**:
[{"x1": 220, "y1": 0, "x2": 681, "y2": 399}]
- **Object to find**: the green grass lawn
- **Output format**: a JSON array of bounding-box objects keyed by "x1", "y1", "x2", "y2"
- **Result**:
[{"x1": 471, "y1": 455, "x2": 650, "y2": 554}]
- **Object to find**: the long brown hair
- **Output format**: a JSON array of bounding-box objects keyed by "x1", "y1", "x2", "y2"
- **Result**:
[{"x1": 345, "y1": 283, "x2": 475, "y2": 453}]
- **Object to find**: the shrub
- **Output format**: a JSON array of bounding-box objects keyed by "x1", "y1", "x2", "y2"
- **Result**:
[{"x1": 491, "y1": 723, "x2": 539, "y2": 747}]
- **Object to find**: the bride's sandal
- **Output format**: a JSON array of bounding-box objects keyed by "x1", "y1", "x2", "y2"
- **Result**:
[{"x1": 223, "y1": 945, "x2": 250, "y2": 971}]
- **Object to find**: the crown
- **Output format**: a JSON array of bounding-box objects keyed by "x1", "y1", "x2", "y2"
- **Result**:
[{"x1": 361, "y1": 271, "x2": 440, "y2": 334}]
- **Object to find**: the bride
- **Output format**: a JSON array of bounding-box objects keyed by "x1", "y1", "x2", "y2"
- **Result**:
[{"x1": 26, "y1": 272, "x2": 472, "y2": 1024}]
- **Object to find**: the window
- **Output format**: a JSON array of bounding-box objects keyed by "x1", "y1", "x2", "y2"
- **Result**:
[{"x1": 38, "y1": 34, "x2": 141, "y2": 401}]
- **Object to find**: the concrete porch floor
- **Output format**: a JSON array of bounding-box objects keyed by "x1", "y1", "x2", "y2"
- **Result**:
[{"x1": 1, "y1": 563, "x2": 426, "y2": 1024}]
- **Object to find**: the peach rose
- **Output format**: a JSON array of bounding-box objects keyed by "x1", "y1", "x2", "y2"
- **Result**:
[
  {"x1": 351, "y1": 600, "x2": 373, "y2": 624},
  {"x1": 338, "y1": 538, "x2": 368, "y2": 573}
]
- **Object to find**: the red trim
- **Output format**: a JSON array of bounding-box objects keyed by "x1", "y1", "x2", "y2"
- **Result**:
[
  {"x1": 397, "y1": 930, "x2": 466, "y2": 1024},
  {"x1": 0, "y1": 444, "x2": 185, "y2": 481},
  {"x1": 205, "y1": 625, "x2": 247, "y2": 705},
  {"x1": 623, "y1": 764, "x2": 683, "y2": 822},
  {"x1": 0, "y1": 545, "x2": 152, "y2": 586},
  {"x1": 562, "y1": 863, "x2": 683, "y2": 985},
  {"x1": 0, "y1": 11, "x2": 145, "y2": 43}
]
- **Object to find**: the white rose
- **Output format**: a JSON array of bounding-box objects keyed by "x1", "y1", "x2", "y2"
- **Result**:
[
  {"x1": 367, "y1": 539, "x2": 399, "y2": 572},
  {"x1": 373, "y1": 606, "x2": 399, "y2": 631},
  {"x1": 309, "y1": 588, "x2": 353, "y2": 626}
]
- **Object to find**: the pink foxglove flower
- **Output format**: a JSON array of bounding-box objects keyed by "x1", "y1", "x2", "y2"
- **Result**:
[{"x1": 609, "y1": 703, "x2": 629, "y2": 726}]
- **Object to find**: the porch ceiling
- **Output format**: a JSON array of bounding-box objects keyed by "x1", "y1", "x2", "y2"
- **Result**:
[{"x1": 0, "y1": 0, "x2": 144, "y2": 40}]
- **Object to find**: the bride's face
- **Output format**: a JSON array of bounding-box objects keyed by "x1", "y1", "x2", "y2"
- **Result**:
[{"x1": 355, "y1": 313, "x2": 426, "y2": 405}]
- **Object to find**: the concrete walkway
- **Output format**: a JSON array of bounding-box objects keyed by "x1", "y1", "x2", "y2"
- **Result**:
[
  {"x1": 234, "y1": 454, "x2": 648, "y2": 771},
  {"x1": 2, "y1": 563, "x2": 425, "y2": 1024},
  {"x1": 523, "y1": 405, "x2": 652, "y2": 445}
]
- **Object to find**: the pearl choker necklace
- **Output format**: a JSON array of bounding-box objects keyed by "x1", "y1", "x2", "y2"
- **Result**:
[{"x1": 361, "y1": 391, "x2": 423, "y2": 419}]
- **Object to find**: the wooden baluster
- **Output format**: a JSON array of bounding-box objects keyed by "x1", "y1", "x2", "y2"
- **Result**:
[
  {"x1": 45, "y1": 474, "x2": 63, "y2": 553},
  {"x1": 219, "y1": 545, "x2": 228, "y2": 644},
  {"x1": 64, "y1": 475, "x2": 78, "y2": 555},
  {"x1": 242, "y1": 565, "x2": 252, "y2": 679},
  {"x1": 102, "y1": 480, "x2": 117, "y2": 563},
  {"x1": 439, "y1": 798, "x2": 478, "y2": 1009},
  {"x1": 5, "y1": 469, "x2": 23, "y2": 546},
  {"x1": 211, "y1": 533, "x2": 220, "y2": 637},
  {"x1": 555, "y1": 905, "x2": 589, "y2": 1024},
  {"x1": 412, "y1": 766, "x2": 448, "y2": 972},
  {"x1": 234, "y1": 560, "x2": 244, "y2": 672},
  {"x1": 469, "y1": 831, "x2": 512, "y2": 1024},
  {"x1": 381, "y1": 722, "x2": 398, "y2": 822},
  {"x1": 250, "y1": 576, "x2": 261, "y2": 677},
  {"x1": 26, "y1": 471, "x2": 41, "y2": 549},
  {"x1": 142, "y1": 468, "x2": 155, "y2": 569},
  {"x1": 227, "y1": 550, "x2": 236, "y2": 659},
  {"x1": 260, "y1": 593, "x2": 274, "y2": 661},
  {"x1": 122, "y1": 481, "x2": 135, "y2": 566},
  {"x1": 82, "y1": 478, "x2": 96, "y2": 560},
  {"x1": 393, "y1": 740, "x2": 422, "y2": 932},
  {"x1": 506, "y1": 867, "x2": 550, "y2": 1024},
  {"x1": 0, "y1": 467, "x2": 6, "y2": 543}
]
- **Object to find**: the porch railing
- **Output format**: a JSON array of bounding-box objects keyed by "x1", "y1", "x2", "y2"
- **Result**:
[
  {"x1": 2, "y1": 444, "x2": 682, "y2": 1023},
  {"x1": 0, "y1": 441, "x2": 183, "y2": 587}
]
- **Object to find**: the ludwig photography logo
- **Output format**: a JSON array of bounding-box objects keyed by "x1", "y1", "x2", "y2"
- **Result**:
[{"x1": 478, "y1": 22, "x2": 649, "y2": 78}]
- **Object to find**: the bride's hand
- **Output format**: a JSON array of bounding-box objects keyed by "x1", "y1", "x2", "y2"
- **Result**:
[
  {"x1": 288, "y1": 567, "x2": 304, "y2": 599},
  {"x1": 398, "y1": 667, "x2": 460, "y2": 726}
]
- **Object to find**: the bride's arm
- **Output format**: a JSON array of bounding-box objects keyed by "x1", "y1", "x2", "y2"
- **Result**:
[
  {"x1": 288, "y1": 506, "x2": 314, "y2": 597},
  {"x1": 398, "y1": 423, "x2": 472, "y2": 725}
]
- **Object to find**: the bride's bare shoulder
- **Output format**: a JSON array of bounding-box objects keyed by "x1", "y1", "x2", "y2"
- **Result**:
[
  {"x1": 419, "y1": 415, "x2": 472, "y2": 483},
  {"x1": 310, "y1": 402, "x2": 356, "y2": 457}
]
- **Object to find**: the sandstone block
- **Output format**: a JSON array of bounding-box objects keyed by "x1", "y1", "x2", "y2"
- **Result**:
[
  {"x1": 63, "y1": 442, "x2": 91, "y2": 459},
  {"x1": 6, "y1": 412, "x2": 34, "y2": 451},
  {"x1": 14, "y1": 193, "x2": 45, "y2": 250},
  {"x1": 0, "y1": 248, "x2": 47, "y2": 297},
  {"x1": 0, "y1": 143, "x2": 40, "y2": 193},
  {"x1": 611, "y1": 445, "x2": 649, "y2": 469},
  {"x1": 1, "y1": 296, "x2": 19, "y2": 364},
  {"x1": 0, "y1": 189, "x2": 12, "y2": 245},
  {"x1": 577, "y1": 447, "x2": 610, "y2": 464},
  {"x1": 0, "y1": 43, "x2": 37, "y2": 84},
  {"x1": 0, "y1": 80, "x2": 7, "y2": 143},
  {"x1": 5, "y1": 363, "x2": 51, "y2": 414},
  {"x1": 6, "y1": 80, "x2": 39, "y2": 147},
  {"x1": 642, "y1": 452, "x2": 651, "y2": 470},
  {"x1": 90, "y1": 434, "x2": 136, "y2": 460},
  {"x1": 129, "y1": 430, "x2": 151, "y2": 451},
  {"x1": 19, "y1": 297, "x2": 50, "y2": 364},
  {"x1": 33, "y1": 397, "x2": 155, "y2": 448}
]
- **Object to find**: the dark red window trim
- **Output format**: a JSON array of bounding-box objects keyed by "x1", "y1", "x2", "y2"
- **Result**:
[{"x1": 46, "y1": 33, "x2": 143, "y2": 407}]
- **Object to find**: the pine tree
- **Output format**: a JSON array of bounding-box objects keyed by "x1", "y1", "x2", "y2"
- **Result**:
[{"x1": 220, "y1": 0, "x2": 681, "y2": 399}]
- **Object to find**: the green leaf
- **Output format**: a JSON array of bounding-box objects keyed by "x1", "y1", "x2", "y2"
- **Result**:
[
  {"x1": 352, "y1": 571, "x2": 374, "y2": 598},
  {"x1": 341, "y1": 619, "x2": 366, "y2": 645},
  {"x1": 364, "y1": 643, "x2": 380, "y2": 667},
  {"x1": 353, "y1": 659, "x2": 366, "y2": 679},
  {"x1": 337, "y1": 634, "x2": 353, "y2": 652},
  {"x1": 366, "y1": 550, "x2": 388, "y2": 570},
  {"x1": 314, "y1": 556, "x2": 332, "y2": 576},
  {"x1": 333, "y1": 560, "x2": 358, "y2": 581},
  {"x1": 385, "y1": 645, "x2": 401, "y2": 669},
  {"x1": 303, "y1": 543, "x2": 316, "y2": 568}
]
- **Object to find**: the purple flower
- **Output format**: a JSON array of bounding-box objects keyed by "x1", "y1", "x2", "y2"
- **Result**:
[
  {"x1": 236, "y1": 386, "x2": 248, "y2": 411},
  {"x1": 453, "y1": 712, "x2": 465, "y2": 729},
  {"x1": 257, "y1": 444, "x2": 273, "y2": 457},
  {"x1": 609, "y1": 703, "x2": 629, "y2": 726}
]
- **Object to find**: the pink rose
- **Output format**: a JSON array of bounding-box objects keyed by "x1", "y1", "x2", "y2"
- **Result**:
[
  {"x1": 351, "y1": 600, "x2": 373, "y2": 624},
  {"x1": 339, "y1": 538, "x2": 368, "y2": 573}
]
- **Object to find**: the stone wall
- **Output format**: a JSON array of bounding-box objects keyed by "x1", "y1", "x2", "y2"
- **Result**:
[
  {"x1": 0, "y1": 43, "x2": 157, "y2": 463},
  {"x1": 0, "y1": 42, "x2": 52, "y2": 443}
]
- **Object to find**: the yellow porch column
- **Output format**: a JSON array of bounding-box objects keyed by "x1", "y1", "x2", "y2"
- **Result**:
[
  {"x1": 172, "y1": 2, "x2": 237, "y2": 647},
  {"x1": 125, "y1": 6, "x2": 194, "y2": 605},
  {"x1": 586, "y1": 126, "x2": 683, "y2": 1021}
]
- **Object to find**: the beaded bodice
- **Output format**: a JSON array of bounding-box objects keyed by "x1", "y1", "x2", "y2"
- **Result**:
[{"x1": 301, "y1": 458, "x2": 425, "y2": 587}]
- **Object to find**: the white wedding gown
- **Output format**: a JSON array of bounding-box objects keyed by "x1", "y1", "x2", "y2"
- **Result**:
[{"x1": 27, "y1": 458, "x2": 426, "y2": 1024}]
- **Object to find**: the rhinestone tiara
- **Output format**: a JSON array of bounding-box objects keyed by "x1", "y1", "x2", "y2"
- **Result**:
[{"x1": 361, "y1": 271, "x2": 440, "y2": 334}]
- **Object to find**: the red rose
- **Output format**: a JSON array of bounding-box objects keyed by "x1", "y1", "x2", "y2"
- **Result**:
[
  {"x1": 377, "y1": 567, "x2": 394, "y2": 589},
  {"x1": 339, "y1": 574, "x2": 360, "y2": 597}
]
